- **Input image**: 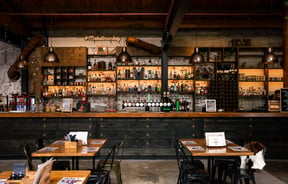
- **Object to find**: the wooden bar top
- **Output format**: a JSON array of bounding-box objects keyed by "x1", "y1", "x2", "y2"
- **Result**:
[{"x1": 0, "y1": 112, "x2": 287, "y2": 118}]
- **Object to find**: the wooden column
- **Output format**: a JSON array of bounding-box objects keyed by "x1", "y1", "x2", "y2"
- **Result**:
[{"x1": 283, "y1": 4, "x2": 288, "y2": 87}]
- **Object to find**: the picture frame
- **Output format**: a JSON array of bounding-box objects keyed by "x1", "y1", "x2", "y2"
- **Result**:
[
  {"x1": 268, "y1": 100, "x2": 280, "y2": 112},
  {"x1": 62, "y1": 98, "x2": 73, "y2": 112},
  {"x1": 205, "y1": 99, "x2": 216, "y2": 112}
]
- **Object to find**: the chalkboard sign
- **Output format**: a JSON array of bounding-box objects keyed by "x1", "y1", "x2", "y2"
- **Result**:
[{"x1": 280, "y1": 88, "x2": 288, "y2": 112}]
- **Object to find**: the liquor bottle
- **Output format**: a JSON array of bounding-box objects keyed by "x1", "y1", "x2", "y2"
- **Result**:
[
  {"x1": 166, "y1": 91, "x2": 171, "y2": 111},
  {"x1": 87, "y1": 59, "x2": 92, "y2": 70},
  {"x1": 117, "y1": 70, "x2": 121, "y2": 79},
  {"x1": 108, "y1": 62, "x2": 112, "y2": 70},
  {"x1": 175, "y1": 96, "x2": 180, "y2": 111},
  {"x1": 155, "y1": 70, "x2": 158, "y2": 79},
  {"x1": 162, "y1": 91, "x2": 167, "y2": 111},
  {"x1": 169, "y1": 70, "x2": 173, "y2": 79},
  {"x1": 93, "y1": 62, "x2": 97, "y2": 70}
]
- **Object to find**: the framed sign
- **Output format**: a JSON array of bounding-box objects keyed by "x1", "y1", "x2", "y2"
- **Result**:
[
  {"x1": 268, "y1": 100, "x2": 280, "y2": 111},
  {"x1": 280, "y1": 88, "x2": 288, "y2": 112},
  {"x1": 205, "y1": 132, "x2": 226, "y2": 147},
  {"x1": 62, "y1": 98, "x2": 73, "y2": 112},
  {"x1": 205, "y1": 99, "x2": 216, "y2": 112}
]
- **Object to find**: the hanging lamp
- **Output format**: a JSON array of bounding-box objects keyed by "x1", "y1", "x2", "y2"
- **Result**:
[
  {"x1": 44, "y1": 47, "x2": 59, "y2": 62},
  {"x1": 116, "y1": 47, "x2": 132, "y2": 65},
  {"x1": 17, "y1": 55, "x2": 28, "y2": 69},
  {"x1": 44, "y1": 17, "x2": 59, "y2": 62},
  {"x1": 190, "y1": 47, "x2": 204, "y2": 63},
  {"x1": 262, "y1": 47, "x2": 278, "y2": 64}
]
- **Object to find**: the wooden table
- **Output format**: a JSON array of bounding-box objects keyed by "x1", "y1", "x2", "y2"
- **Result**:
[
  {"x1": 179, "y1": 139, "x2": 254, "y2": 179},
  {"x1": 0, "y1": 170, "x2": 90, "y2": 184},
  {"x1": 32, "y1": 139, "x2": 107, "y2": 170}
]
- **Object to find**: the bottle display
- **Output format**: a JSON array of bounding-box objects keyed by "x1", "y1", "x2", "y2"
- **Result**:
[{"x1": 40, "y1": 46, "x2": 284, "y2": 113}]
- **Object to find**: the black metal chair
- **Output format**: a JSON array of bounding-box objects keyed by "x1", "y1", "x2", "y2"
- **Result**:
[
  {"x1": 175, "y1": 139, "x2": 210, "y2": 184},
  {"x1": 24, "y1": 141, "x2": 71, "y2": 171},
  {"x1": 221, "y1": 141, "x2": 265, "y2": 184},
  {"x1": 96, "y1": 139, "x2": 126, "y2": 184},
  {"x1": 24, "y1": 143, "x2": 38, "y2": 171},
  {"x1": 86, "y1": 145, "x2": 116, "y2": 184}
]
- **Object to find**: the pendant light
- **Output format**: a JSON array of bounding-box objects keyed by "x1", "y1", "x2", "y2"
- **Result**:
[
  {"x1": 44, "y1": 47, "x2": 59, "y2": 62},
  {"x1": 190, "y1": 47, "x2": 204, "y2": 63},
  {"x1": 262, "y1": 47, "x2": 278, "y2": 64},
  {"x1": 44, "y1": 17, "x2": 59, "y2": 62},
  {"x1": 190, "y1": 32, "x2": 204, "y2": 63},
  {"x1": 17, "y1": 55, "x2": 28, "y2": 69},
  {"x1": 116, "y1": 46, "x2": 132, "y2": 65},
  {"x1": 262, "y1": 1, "x2": 278, "y2": 65}
]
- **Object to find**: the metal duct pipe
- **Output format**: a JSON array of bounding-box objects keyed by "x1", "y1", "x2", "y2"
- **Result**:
[{"x1": 7, "y1": 36, "x2": 45, "y2": 81}]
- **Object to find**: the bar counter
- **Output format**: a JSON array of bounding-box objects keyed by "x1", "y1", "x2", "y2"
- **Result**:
[
  {"x1": 0, "y1": 111, "x2": 288, "y2": 118},
  {"x1": 0, "y1": 111, "x2": 288, "y2": 160}
]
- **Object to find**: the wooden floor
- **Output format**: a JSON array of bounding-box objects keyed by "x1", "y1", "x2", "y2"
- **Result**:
[{"x1": 0, "y1": 159, "x2": 287, "y2": 184}]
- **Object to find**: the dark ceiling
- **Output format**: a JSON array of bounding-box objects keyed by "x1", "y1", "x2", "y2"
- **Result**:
[{"x1": 0, "y1": 0, "x2": 285, "y2": 38}]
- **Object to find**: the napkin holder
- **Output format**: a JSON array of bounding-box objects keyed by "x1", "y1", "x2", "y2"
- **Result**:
[
  {"x1": 64, "y1": 140, "x2": 82, "y2": 149},
  {"x1": 64, "y1": 141, "x2": 77, "y2": 149}
]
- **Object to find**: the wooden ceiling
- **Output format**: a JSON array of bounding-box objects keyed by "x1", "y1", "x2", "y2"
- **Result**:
[{"x1": 0, "y1": 0, "x2": 285, "y2": 37}]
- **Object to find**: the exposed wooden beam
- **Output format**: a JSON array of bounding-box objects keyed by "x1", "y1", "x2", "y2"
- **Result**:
[
  {"x1": 0, "y1": 1, "x2": 30, "y2": 37},
  {"x1": 180, "y1": 18, "x2": 283, "y2": 29},
  {"x1": 163, "y1": 0, "x2": 191, "y2": 38},
  {"x1": 0, "y1": 16, "x2": 30, "y2": 36}
]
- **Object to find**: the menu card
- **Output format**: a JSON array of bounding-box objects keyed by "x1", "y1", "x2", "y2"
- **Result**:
[
  {"x1": 90, "y1": 140, "x2": 106, "y2": 145},
  {"x1": 187, "y1": 146, "x2": 204, "y2": 151},
  {"x1": 33, "y1": 158, "x2": 54, "y2": 184},
  {"x1": 38, "y1": 147, "x2": 58, "y2": 152},
  {"x1": 229, "y1": 146, "x2": 249, "y2": 151},
  {"x1": 81, "y1": 146, "x2": 100, "y2": 154},
  {"x1": 57, "y1": 177, "x2": 86, "y2": 184},
  {"x1": 181, "y1": 140, "x2": 196, "y2": 145}
]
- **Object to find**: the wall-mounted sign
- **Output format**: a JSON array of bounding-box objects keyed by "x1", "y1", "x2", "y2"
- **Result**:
[{"x1": 84, "y1": 36, "x2": 121, "y2": 42}]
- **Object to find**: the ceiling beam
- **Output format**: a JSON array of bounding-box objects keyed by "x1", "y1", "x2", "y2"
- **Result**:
[
  {"x1": 0, "y1": 16, "x2": 30, "y2": 36},
  {"x1": 163, "y1": 0, "x2": 191, "y2": 38},
  {"x1": 0, "y1": 1, "x2": 30, "y2": 37}
]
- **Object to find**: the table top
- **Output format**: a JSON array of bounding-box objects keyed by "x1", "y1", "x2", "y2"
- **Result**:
[
  {"x1": 32, "y1": 139, "x2": 107, "y2": 157},
  {"x1": 180, "y1": 138, "x2": 254, "y2": 157},
  {"x1": 0, "y1": 170, "x2": 91, "y2": 184}
]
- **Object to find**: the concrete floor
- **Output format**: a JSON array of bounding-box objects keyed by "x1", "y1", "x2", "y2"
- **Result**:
[{"x1": 1, "y1": 159, "x2": 287, "y2": 184}]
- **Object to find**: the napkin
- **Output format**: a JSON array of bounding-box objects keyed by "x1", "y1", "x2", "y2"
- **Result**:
[{"x1": 68, "y1": 131, "x2": 88, "y2": 145}]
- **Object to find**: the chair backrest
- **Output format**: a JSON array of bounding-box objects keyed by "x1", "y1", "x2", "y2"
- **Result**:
[
  {"x1": 35, "y1": 137, "x2": 50, "y2": 149},
  {"x1": 115, "y1": 139, "x2": 126, "y2": 159},
  {"x1": 175, "y1": 139, "x2": 190, "y2": 168},
  {"x1": 97, "y1": 145, "x2": 116, "y2": 172},
  {"x1": 23, "y1": 143, "x2": 37, "y2": 170}
]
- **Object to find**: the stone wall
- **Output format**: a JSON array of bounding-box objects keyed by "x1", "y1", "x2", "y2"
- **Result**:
[{"x1": 0, "y1": 42, "x2": 21, "y2": 96}]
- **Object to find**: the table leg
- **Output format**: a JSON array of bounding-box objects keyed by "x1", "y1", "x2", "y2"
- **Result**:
[
  {"x1": 76, "y1": 157, "x2": 79, "y2": 170},
  {"x1": 93, "y1": 156, "x2": 95, "y2": 170},
  {"x1": 211, "y1": 157, "x2": 215, "y2": 182},
  {"x1": 208, "y1": 157, "x2": 211, "y2": 175},
  {"x1": 72, "y1": 157, "x2": 75, "y2": 170}
]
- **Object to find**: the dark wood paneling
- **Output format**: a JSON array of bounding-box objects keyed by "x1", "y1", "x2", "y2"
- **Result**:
[{"x1": 0, "y1": 116, "x2": 287, "y2": 159}]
